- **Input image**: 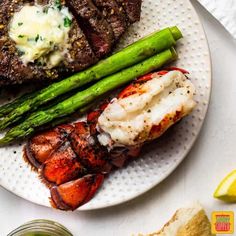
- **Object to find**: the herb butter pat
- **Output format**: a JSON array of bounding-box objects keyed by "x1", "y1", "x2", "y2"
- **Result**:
[{"x1": 9, "y1": 4, "x2": 72, "y2": 68}]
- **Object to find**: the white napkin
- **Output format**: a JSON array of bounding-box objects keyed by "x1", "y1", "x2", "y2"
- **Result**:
[{"x1": 198, "y1": 0, "x2": 236, "y2": 39}]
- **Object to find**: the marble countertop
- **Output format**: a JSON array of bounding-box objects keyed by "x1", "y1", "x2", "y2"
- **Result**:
[{"x1": 1, "y1": 1, "x2": 236, "y2": 235}]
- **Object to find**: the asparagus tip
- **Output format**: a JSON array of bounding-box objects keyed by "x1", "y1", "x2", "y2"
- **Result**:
[{"x1": 0, "y1": 137, "x2": 11, "y2": 146}]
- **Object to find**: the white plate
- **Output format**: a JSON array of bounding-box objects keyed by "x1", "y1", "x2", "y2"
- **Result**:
[{"x1": 0, "y1": 0, "x2": 211, "y2": 210}]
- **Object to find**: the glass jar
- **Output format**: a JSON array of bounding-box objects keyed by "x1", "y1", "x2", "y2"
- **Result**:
[{"x1": 8, "y1": 219, "x2": 73, "y2": 236}]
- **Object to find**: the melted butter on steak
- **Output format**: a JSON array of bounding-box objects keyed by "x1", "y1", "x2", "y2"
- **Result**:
[{"x1": 9, "y1": 2, "x2": 72, "y2": 68}]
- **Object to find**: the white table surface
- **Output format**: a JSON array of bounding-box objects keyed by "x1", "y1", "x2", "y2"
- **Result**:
[{"x1": 1, "y1": 1, "x2": 236, "y2": 235}]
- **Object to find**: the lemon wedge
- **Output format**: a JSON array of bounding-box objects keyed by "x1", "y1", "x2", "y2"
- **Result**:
[{"x1": 214, "y1": 170, "x2": 236, "y2": 202}]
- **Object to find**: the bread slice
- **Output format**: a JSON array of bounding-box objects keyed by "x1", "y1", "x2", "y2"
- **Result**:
[{"x1": 140, "y1": 203, "x2": 215, "y2": 236}]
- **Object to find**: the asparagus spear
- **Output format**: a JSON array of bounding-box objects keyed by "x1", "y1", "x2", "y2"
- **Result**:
[
  {"x1": 0, "y1": 87, "x2": 82, "y2": 118},
  {"x1": 0, "y1": 27, "x2": 182, "y2": 130},
  {"x1": 0, "y1": 48, "x2": 177, "y2": 144},
  {"x1": 39, "y1": 102, "x2": 96, "y2": 131},
  {"x1": 0, "y1": 92, "x2": 37, "y2": 118}
]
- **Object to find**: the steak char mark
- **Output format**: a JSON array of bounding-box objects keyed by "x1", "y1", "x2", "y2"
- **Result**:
[
  {"x1": 116, "y1": 0, "x2": 142, "y2": 24},
  {"x1": 67, "y1": 0, "x2": 114, "y2": 58},
  {"x1": 92, "y1": 0, "x2": 128, "y2": 40}
]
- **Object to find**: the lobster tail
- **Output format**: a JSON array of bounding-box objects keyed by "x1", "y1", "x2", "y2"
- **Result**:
[
  {"x1": 39, "y1": 144, "x2": 86, "y2": 186},
  {"x1": 24, "y1": 125, "x2": 74, "y2": 169},
  {"x1": 23, "y1": 68, "x2": 196, "y2": 210},
  {"x1": 50, "y1": 174, "x2": 104, "y2": 211}
]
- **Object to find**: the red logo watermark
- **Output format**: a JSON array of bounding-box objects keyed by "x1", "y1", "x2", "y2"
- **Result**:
[{"x1": 212, "y1": 211, "x2": 234, "y2": 234}]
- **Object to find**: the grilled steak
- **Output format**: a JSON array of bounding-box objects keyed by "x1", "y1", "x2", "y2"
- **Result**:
[
  {"x1": 0, "y1": 0, "x2": 58, "y2": 86},
  {"x1": 64, "y1": 17, "x2": 98, "y2": 72},
  {"x1": 67, "y1": 0, "x2": 114, "y2": 58},
  {"x1": 92, "y1": 0, "x2": 128, "y2": 40},
  {"x1": 0, "y1": 0, "x2": 97, "y2": 86},
  {"x1": 116, "y1": 0, "x2": 142, "y2": 23},
  {"x1": 0, "y1": 0, "x2": 142, "y2": 87}
]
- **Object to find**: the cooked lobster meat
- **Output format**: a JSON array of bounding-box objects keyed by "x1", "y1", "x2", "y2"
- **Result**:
[
  {"x1": 24, "y1": 68, "x2": 196, "y2": 210},
  {"x1": 98, "y1": 68, "x2": 196, "y2": 146}
]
